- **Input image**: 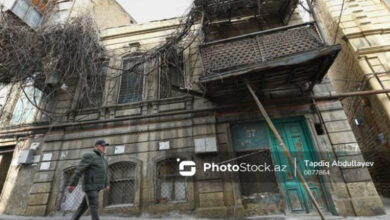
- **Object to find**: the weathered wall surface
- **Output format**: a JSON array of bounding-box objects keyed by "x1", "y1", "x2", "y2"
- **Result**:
[
  {"x1": 313, "y1": 77, "x2": 384, "y2": 216},
  {"x1": 0, "y1": 7, "x2": 386, "y2": 218},
  {"x1": 316, "y1": 0, "x2": 390, "y2": 198},
  {"x1": 44, "y1": 0, "x2": 135, "y2": 29}
]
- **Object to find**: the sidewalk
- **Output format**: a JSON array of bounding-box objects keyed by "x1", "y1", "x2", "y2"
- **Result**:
[
  {"x1": 0, "y1": 197, "x2": 389, "y2": 220},
  {"x1": 0, "y1": 214, "x2": 387, "y2": 220}
]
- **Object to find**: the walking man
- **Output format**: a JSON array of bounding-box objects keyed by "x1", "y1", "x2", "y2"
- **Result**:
[{"x1": 68, "y1": 140, "x2": 110, "y2": 220}]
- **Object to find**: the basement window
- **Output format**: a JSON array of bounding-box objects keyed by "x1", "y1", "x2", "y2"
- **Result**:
[
  {"x1": 156, "y1": 158, "x2": 186, "y2": 204},
  {"x1": 237, "y1": 150, "x2": 279, "y2": 198},
  {"x1": 159, "y1": 48, "x2": 185, "y2": 98},
  {"x1": 118, "y1": 56, "x2": 144, "y2": 104},
  {"x1": 104, "y1": 162, "x2": 136, "y2": 207}
]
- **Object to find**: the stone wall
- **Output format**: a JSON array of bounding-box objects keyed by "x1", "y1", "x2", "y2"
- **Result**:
[
  {"x1": 315, "y1": 0, "x2": 390, "y2": 197},
  {"x1": 0, "y1": 7, "x2": 386, "y2": 218}
]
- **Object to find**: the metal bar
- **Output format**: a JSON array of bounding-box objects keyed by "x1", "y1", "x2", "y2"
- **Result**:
[
  {"x1": 305, "y1": 0, "x2": 328, "y2": 45},
  {"x1": 364, "y1": 56, "x2": 390, "y2": 101},
  {"x1": 202, "y1": 22, "x2": 316, "y2": 46},
  {"x1": 314, "y1": 88, "x2": 390, "y2": 100},
  {"x1": 243, "y1": 78, "x2": 326, "y2": 220}
]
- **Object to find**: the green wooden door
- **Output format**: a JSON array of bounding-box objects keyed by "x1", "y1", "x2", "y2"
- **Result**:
[{"x1": 270, "y1": 118, "x2": 328, "y2": 213}]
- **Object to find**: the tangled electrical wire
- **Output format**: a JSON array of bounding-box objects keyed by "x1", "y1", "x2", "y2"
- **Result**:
[
  {"x1": 0, "y1": 11, "x2": 106, "y2": 116},
  {"x1": 0, "y1": 1, "x2": 209, "y2": 121}
]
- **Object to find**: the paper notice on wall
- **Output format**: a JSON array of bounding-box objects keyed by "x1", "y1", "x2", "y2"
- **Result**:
[
  {"x1": 159, "y1": 141, "x2": 170, "y2": 150},
  {"x1": 42, "y1": 153, "x2": 52, "y2": 161},
  {"x1": 40, "y1": 162, "x2": 50, "y2": 170},
  {"x1": 114, "y1": 145, "x2": 125, "y2": 154}
]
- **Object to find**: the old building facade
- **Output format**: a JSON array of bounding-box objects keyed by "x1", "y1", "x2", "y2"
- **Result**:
[
  {"x1": 0, "y1": 0, "x2": 387, "y2": 218},
  {"x1": 316, "y1": 0, "x2": 390, "y2": 197}
]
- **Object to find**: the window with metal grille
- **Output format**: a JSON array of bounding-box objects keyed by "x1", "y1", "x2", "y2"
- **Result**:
[
  {"x1": 118, "y1": 56, "x2": 144, "y2": 104},
  {"x1": 159, "y1": 48, "x2": 185, "y2": 98},
  {"x1": 156, "y1": 158, "x2": 186, "y2": 204},
  {"x1": 78, "y1": 61, "x2": 108, "y2": 109},
  {"x1": 104, "y1": 162, "x2": 136, "y2": 207},
  {"x1": 59, "y1": 168, "x2": 84, "y2": 212},
  {"x1": 237, "y1": 150, "x2": 279, "y2": 197}
]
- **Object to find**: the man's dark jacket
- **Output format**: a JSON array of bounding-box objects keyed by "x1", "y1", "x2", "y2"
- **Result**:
[{"x1": 70, "y1": 149, "x2": 109, "y2": 192}]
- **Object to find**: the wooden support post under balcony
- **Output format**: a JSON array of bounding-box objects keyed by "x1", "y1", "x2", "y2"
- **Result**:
[{"x1": 243, "y1": 78, "x2": 326, "y2": 220}]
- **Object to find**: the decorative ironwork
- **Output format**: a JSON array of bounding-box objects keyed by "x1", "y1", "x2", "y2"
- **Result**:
[
  {"x1": 104, "y1": 162, "x2": 136, "y2": 207},
  {"x1": 200, "y1": 23, "x2": 324, "y2": 75}
]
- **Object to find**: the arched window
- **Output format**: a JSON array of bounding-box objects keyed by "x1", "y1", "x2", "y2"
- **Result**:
[
  {"x1": 60, "y1": 167, "x2": 84, "y2": 211},
  {"x1": 104, "y1": 162, "x2": 136, "y2": 207},
  {"x1": 156, "y1": 158, "x2": 186, "y2": 204}
]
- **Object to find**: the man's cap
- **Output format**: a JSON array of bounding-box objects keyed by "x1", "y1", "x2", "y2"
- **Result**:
[{"x1": 95, "y1": 140, "x2": 109, "y2": 146}]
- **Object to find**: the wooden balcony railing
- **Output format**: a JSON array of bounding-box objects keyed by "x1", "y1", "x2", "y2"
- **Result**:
[{"x1": 199, "y1": 22, "x2": 325, "y2": 77}]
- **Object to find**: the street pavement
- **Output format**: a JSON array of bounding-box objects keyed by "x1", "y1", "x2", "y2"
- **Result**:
[{"x1": 0, "y1": 197, "x2": 389, "y2": 220}]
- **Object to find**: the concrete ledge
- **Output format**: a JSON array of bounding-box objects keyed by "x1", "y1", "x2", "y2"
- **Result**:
[
  {"x1": 24, "y1": 205, "x2": 47, "y2": 216},
  {"x1": 27, "y1": 193, "x2": 50, "y2": 206},
  {"x1": 30, "y1": 183, "x2": 52, "y2": 194}
]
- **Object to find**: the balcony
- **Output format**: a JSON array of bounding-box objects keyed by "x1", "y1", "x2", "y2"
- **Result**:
[{"x1": 199, "y1": 22, "x2": 341, "y2": 100}]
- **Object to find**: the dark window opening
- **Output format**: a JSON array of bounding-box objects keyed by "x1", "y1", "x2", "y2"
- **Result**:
[
  {"x1": 118, "y1": 56, "x2": 144, "y2": 104},
  {"x1": 159, "y1": 49, "x2": 185, "y2": 98},
  {"x1": 314, "y1": 123, "x2": 325, "y2": 135},
  {"x1": 78, "y1": 61, "x2": 108, "y2": 109},
  {"x1": 0, "y1": 147, "x2": 14, "y2": 195},
  {"x1": 237, "y1": 150, "x2": 279, "y2": 198}
]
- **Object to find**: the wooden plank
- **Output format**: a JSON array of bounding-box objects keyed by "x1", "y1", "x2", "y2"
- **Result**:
[{"x1": 243, "y1": 78, "x2": 326, "y2": 220}]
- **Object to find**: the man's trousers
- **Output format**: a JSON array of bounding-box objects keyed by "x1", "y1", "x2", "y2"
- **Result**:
[{"x1": 71, "y1": 190, "x2": 100, "y2": 220}]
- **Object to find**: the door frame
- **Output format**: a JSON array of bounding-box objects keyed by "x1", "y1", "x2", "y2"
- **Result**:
[{"x1": 268, "y1": 116, "x2": 335, "y2": 215}]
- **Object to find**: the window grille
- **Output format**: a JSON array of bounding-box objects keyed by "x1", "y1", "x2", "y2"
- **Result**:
[
  {"x1": 118, "y1": 57, "x2": 144, "y2": 104},
  {"x1": 159, "y1": 49, "x2": 185, "y2": 98},
  {"x1": 237, "y1": 150, "x2": 279, "y2": 197},
  {"x1": 78, "y1": 61, "x2": 108, "y2": 109},
  {"x1": 104, "y1": 162, "x2": 136, "y2": 207},
  {"x1": 156, "y1": 158, "x2": 186, "y2": 204},
  {"x1": 59, "y1": 168, "x2": 84, "y2": 212}
]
